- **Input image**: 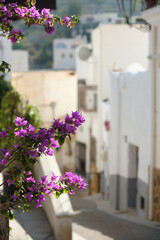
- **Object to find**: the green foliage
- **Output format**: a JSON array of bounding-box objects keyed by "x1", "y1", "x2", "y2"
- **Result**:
[
  {"x1": 0, "y1": 77, "x2": 13, "y2": 107},
  {"x1": 24, "y1": 104, "x2": 42, "y2": 130},
  {"x1": 0, "y1": 90, "x2": 23, "y2": 130},
  {"x1": 0, "y1": 61, "x2": 11, "y2": 74},
  {"x1": 0, "y1": 90, "x2": 42, "y2": 130}
]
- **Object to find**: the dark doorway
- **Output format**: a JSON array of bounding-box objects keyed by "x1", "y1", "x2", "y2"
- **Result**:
[
  {"x1": 128, "y1": 144, "x2": 139, "y2": 208},
  {"x1": 76, "y1": 142, "x2": 86, "y2": 174}
]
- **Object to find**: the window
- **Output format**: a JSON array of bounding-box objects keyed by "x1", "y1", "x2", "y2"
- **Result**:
[
  {"x1": 107, "y1": 18, "x2": 112, "y2": 23},
  {"x1": 94, "y1": 94, "x2": 97, "y2": 110},
  {"x1": 78, "y1": 80, "x2": 86, "y2": 110},
  {"x1": 56, "y1": 42, "x2": 67, "y2": 49},
  {"x1": 69, "y1": 54, "x2": 73, "y2": 58},
  {"x1": 76, "y1": 142, "x2": 86, "y2": 173},
  {"x1": 61, "y1": 53, "x2": 65, "y2": 58},
  {"x1": 140, "y1": 196, "x2": 145, "y2": 210}
]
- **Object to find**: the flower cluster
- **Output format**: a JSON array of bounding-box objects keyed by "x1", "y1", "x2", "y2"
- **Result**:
[
  {"x1": 7, "y1": 171, "x2": 87, "y2": 209},
  {"x1": 0, "y1": 0, "x2": 80, "y2": 43},
  {"x1": 0, "y1": 121, "x2": 87, "y2": 224},
  {"x1": 0, "y1": 113, "x2": 86, "y2": 218},
  {"x1": 0, "y1": 112, "x2": 85, "y2": 167}
]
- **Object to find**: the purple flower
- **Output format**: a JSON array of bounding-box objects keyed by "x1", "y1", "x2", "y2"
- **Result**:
[
  {"x1": 15, "y1": 127, "x2": 27, "y2": 137},
  {"x1": 28, "y1": 185, "x2": 36, "y2": 192},
  {"x1": 38, "y1": 194, "x2": 45, "y2": 202},
  {"x1": 28, "y1": 124, "x2": 35, "y2": 135},
  {"x1": 14, "y1": 144, "x2": 19, "y2": 150},
  {"x1": 2, "y1": 130, "x2": 7, "y2": 137},
  {"x1": 46, "y1": 148, "x2": 54, "y2": 156},
  {"x1": 14, "y1": 7, "x2": 28, "y2": 18},
  {"x1": 51, "y1": 172, "x2": 58, "y2": 181},
  {"x1": 35, "y1": 199, "x2": 42, "y2": 208},
  {"x1": 50, "y1": 139, "x2": 59, "y2": 148},
  {"x1": 7, "y1": 179, "x2": 15, "y2": 187},
  {"x1": 29, "y1": 6, "x2": 40, "y2": 19},
  {"x1": 1, "y1": 148, "x2": 7, "y2": 154},
  {"x1": 15, "y1": 117, "x2": 28, "y2": 126},
  {"x1": 44, "y1": 25, "x2": 55, "y2": 34},
  {"x1": 0, "y1": 158, "x2": 8, "y2": 165},
  {"x1": 41, "y1": 8, "x2": 50, "y2": 16},
  {"x1": 38, "y1": 144, "x2": 46, "y2": 153},
  {"x1": 12, "y1": 194, "x2": 19, "y2": 201},
  {"x1": 41, "y1": 176, "x2": 48, "y2": 183},
  {"x1": 28, "y1": 150, "x2": 38, "y2": 158},
  {"x1": 25, "y1": 192, "x2": 33, "y2": 202},
  {"x1": 65, "y1": 114, "x2": 73, "y2": 124},
  {"x1": 9, "y1": 36, "x2": 17, "y2": 44},
  {"x1": 72, "y1": 111, "x2": 85, "y2": 123},
  {"x1": 26, "y1": 176, "x2": 35, "y2": 183},
  {"x1": 63, "y1": 16, "x2": 70, "y2": 27}
]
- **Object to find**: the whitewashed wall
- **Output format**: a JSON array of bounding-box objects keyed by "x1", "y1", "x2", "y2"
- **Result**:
[
  {"x1": 53, "y1": 36, "x2": 86, "y2": 70},
  {"x1": 109, "y1": 70, "x2": 152, "y2": 218},
  {"x1": 11, "y1": 50, "x2": 29, "y2": 72}
]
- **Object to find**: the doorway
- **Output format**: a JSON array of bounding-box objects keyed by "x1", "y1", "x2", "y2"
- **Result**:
[{"x1": 128, "y1": 144, "x2": 139, "y2": 208}]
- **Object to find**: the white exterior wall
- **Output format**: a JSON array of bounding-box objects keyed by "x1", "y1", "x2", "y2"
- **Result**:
[
  {"x1": 92, "y1": 24, "x2": 149, "y2": 100},
  {"x1": 109, "y1": 71, "x2": 152, "y2": 218},
  {"x1": 11, "y1": 50, "x2": 29, "y2": 72},
  {"x1": 12, "y1": 70, "x2": 77, "y2": 126},
  {"x1": 92, "y1": 24, "x2": 149, "y2": 176},
  {"x1": 54, "y1": 36, "x2": 86, "y2": 70},
  {"x1": 76, "y1": 25, "x2": 149, "y2": 182}
]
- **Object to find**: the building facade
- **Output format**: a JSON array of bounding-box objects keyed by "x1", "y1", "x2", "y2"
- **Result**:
[
  {"x1": 109, "y1": 70, "x2": 151, "y2": 219},
  {"x1": 76, "y1": 24, "x2": 149, "y2": 195},
  {"x1": 53, "y1": 36, "x2": 86, "y2": 70}
]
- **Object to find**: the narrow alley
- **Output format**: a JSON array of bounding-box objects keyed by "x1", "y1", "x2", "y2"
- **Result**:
[{"x1": 71, "y1": 193, "x2": 160, "y2": 240}]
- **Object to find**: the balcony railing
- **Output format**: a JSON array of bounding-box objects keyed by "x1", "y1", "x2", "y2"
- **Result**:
[{"x1": 145, "y1": 0, "x2": 160, "y2": 9}]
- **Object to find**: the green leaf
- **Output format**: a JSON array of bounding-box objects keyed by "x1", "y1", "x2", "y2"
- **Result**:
[
  {"x1": 58, "y1": 136, "x2": 65, "y2": 146},
  {"x1": 63, "y1": 189, "x2": 68, "y2": 194},
  {"x1": 56, "y1": 191, "x2": 61, "y2": 199}
]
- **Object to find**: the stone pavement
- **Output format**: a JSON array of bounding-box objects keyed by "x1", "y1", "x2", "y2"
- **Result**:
[{"x1": 70, "y1": 192, "x2": 160, "y2": 240}]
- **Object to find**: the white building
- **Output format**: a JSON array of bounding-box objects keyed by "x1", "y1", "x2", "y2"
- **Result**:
[
  {"x1": 76, "y1": 24, "x2": 149, "y2": 194},
  {"x1": 109, "y1": 68, "x2": 151, "y2": 219},
  {"x1": 53, "y1": 36, "x2": 86, "y2": 70},
  {"x1": 11, "y1": 50, "x2": 29, "y2": 72},
  {"x1": 80, "y1": 13, "x2": 119, "y2": 25}
]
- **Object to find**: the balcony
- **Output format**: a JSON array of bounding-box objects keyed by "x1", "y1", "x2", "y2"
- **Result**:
[{"x1": 145, "y1": 0, "x2": 160, "y2": 9}]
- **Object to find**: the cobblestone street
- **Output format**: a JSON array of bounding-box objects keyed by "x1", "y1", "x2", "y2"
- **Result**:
[{"x1": 71, "y1": 194, "x2": 160, "y2": 240}]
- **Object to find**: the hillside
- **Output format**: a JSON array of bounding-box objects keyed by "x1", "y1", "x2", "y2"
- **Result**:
[{"x1": 13, "y1": 0, "x2": 141, "y2": 69}]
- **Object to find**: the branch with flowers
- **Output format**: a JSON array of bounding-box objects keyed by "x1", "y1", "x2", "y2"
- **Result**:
[
  {"x1": 0, "y1": 113, "x2": 87, "y2": 228},
  {"x1": 0, "y1": 0, "x2": 79, "y2": 43},
  {"x1": 0, "y1": 0, "x2": 85, "y2": 238}
]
